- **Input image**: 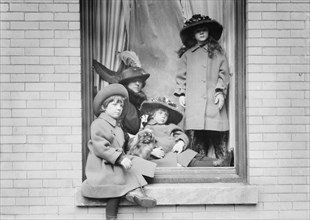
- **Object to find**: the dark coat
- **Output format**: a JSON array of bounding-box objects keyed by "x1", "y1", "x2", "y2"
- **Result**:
[
  {"x1": 175, "y1": 44, "x2": 230, "y2": 131},
  {"x1": 81, "y1": 112, "x2": 156, "y2": 199},
  {"x1": 121, "y1": 88, "x2": 147, "y2": 135},
  {"x1": 144, "y1": 120, "x2": 197, "y2": 167}
]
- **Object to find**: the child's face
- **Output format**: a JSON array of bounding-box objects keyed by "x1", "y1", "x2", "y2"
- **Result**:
[
  {"x1": 153, "y1": 108, "x2": 169, "y2": 125},
  {"x1": 104, "y1": 100, "x2": 124, "y2": 119},
  {"x1": 194, "y1": 26, "x2": 209, "y2": 44},
  {"x1": 127, "y1": 79, "x2": 143, "y2": 93}
]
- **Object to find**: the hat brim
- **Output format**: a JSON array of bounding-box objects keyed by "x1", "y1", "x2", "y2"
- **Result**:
[
  {"x1": 119, "y1": 74, "x2": 150, "y2": 87},
  {"x1": 93, "y1": 84, "x2": 129, "y2": 117},
  {"x1": 140, "y1": 101, "x2": 183, "y2": 125},
  {"x1": 180, "y1": 19, "x2": 223, "y2": 45}
]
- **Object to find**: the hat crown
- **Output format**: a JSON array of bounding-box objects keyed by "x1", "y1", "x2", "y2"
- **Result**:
[
  {"x1": 150, "y1": 97, "x2": 177, "y2": 108},
  {"x1": 184, "y1": 14, "x2": 211, "y2": 27},
  {"x1": 121, "y1": 67, "x2": 147, "y2": 81}
]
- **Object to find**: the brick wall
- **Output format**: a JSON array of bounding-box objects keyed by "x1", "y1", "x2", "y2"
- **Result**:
[{"x1": 0, "y1": 0, "x2": 309, "y2": 220}]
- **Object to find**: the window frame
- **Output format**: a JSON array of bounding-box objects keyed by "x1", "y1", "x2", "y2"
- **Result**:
[{"x1": 80, "y1": 0, "x2": 247, "y2": 183}]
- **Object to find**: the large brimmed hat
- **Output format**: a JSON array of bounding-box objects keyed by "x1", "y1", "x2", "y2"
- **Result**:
[
  {"x1": 119, "y1": 67, "x2": 150, "y2": 88},
  {"x1": 180, "y1": 14, "x2": 223, "y2": 47},
  {"x1": 93, "y1": 84, "x2": 128, "y2": 117},
  {"x1": 140, "y1": 97, "x2": 183, "y2": 125}
]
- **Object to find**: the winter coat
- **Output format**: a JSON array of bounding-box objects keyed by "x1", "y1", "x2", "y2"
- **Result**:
[
  {"x1": 81, "y1": 112, "x2": 156, "y2": 199},
  {"x1": 144, "y1": 120, "x2": 197, "y2": 167},
  {"x1": 174, "y1": 44, "x2": 230, "y2": 131},
  {"x1": 121, "y1": 88, "x2": 147, "y2": 135}
]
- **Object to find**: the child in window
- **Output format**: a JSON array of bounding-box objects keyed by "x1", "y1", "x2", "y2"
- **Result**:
[
  {"x1": 81, "y1": 84, "x2": 157, "y2": 220},
  {"x1": 174, "y1": 14, "x2": 231, "y2": 164},
  {"x1": 128, "y1": 97, "x2": 232, "y2": 167}
]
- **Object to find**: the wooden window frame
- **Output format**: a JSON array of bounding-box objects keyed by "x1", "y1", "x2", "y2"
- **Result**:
[{"x1": 80, "y1": 0, "x2": 247, "y2": 183}]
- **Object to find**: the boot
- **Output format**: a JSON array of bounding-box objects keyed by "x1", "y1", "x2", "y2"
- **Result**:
[
  {"x1": 125, "y1": 188, "x2": 157, "y2": 208},
  {"x1": 213, "y1": 150, "x2": 233, "y2": 167}
]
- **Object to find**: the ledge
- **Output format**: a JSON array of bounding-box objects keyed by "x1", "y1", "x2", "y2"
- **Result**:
[{"x1": 75, "y1": 183, "x2": 258, "y2": 206}]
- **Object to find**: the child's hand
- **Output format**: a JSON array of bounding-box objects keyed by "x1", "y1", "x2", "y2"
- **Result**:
[
  {"x1": 172, "y1": 141, "x2": 184, "y2": 153},
  {"x1": 215, "y1": 93, "x2": 224, "y2": 110},
  {"x1": 120, "y1": 157, "x2": 132, "y2": 170},
  {"x1": 141, "y1": 114, "x2": 149, "y2": 123},
  {"x1": 179, "y1": 96, "x2": 186, "y2": 107},
  {"x1": 151, "y1": 147, "x2": 165, "y2": 159}
]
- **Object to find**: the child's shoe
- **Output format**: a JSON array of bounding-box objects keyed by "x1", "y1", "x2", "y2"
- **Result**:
[{"x1": 125, "y1": 188, "x2": 157, "y2": 208}]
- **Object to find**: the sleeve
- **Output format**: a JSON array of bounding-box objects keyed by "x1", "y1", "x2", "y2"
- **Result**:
[
  {"x1": 170, "y1": 124, "x2": 189, "y2": 149},
  {"x1": 215, "y1": 54, "x2": 230, "y2": 98},
  {"x1": 174, "y1": 54, "x2": 187, "y2": 97},
  {"x1": 90, "y1": 120, "x2": 123, "y2": 165}
]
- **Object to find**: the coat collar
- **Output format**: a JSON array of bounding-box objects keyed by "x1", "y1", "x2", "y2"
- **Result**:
[
  {"x1": 191, "y1": 44, "x2": 208, "y2": 53},
  {"x1": 98, "y1": 112, "x2": 119, "y2": 127}
]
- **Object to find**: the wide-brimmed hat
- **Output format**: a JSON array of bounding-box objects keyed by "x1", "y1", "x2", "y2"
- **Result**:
[
  {"x1": 180, "y1": 14, "x2": 223, "y2": 47},
  {"x1": 93, "y1": 84, "x2": 128, "y2": 117},
  {"x1": 119, "y1": 67, "x2": 150, "y2": 88},
  {"x1": 140, "y1": 97, "x2": 183, "y2": 125}
]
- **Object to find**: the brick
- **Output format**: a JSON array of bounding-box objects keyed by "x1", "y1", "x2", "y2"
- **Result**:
[
  {"x1": 55, "y1": 30, "x2": 80, "y2": 38},
  {"x1": 277, "y1": 108, "x2": 305, "y2": 116},
  {"x1": 55, "y1": 48, "x2": 80, "y2": 56},
  {"x1": 11, "y1": 56, "x2": 39, "y2": 64},
  {"x1": 28, "y1": 170, "x2": 57, "y2": 179},
  {"x1": 293, "y1": 201, "x2": 310, "y2": 210},
  {"x1": 0, "y1": 171, "x2": 27, "y2": 179},
  {"x1": 40, "y1": 57, "x2": 69, "y2": 64},
  {"x1": 40, "y1": 21, "x2": 68, "y2": 29},
  {"x1": 27, "y1": 118, "x2": 57, "y2": 126},
  {"x1": 0, "y1": 65, "x2": 25, "y2": 74},
  {"x1": 40, "y1": 92, "x2": 69, "y2": 100},
  {"x1": 249, "y1": 159, "x2": 278, "y2": 168},
  {"x1": 55, "y1": 64, "x2": 80, "y2": 73},
  {"x1": 279, "y1": 194, "x2": 307, "y2": 202},
  {"x1": 10, "y1": 4, "x2": 39, "y2": 12},
  {"x1": 262, "y1": 99, "x2": 291, "y2": 107},
  {"x1": 69, "y1": 4, "x2": 79, "y2": 12},
  {"x1": 278, "y1": 176, "x2": 307, "y2": 184},
  {"x1": 262, "y1": 12, "x2": 290, "y2": 20},
  {"x1": 262, "y1": 64, "x2": 291, "y2": 72},
  {"x1": 248, "y1": 3, "x2": 276, "y2": 11},
  {"x1": 16, "y1": 197, "x2": 45, "y2": 205},
  {"x1": 0, "y1": 12, "x2": 24, "y2": 21},
  {"x1": 25, "y1": 12, "x2": 53, "y2": 21},
  {"x1": 12, "y1": 109, "x2": 41, "y2": 117},
  {"x1": 279, "y1": 159, "x2": 308, "y2": 167},
  {"x1": 43, "y1": 179, "x2": 72, "y2": 188},
  {"x1": 0, "y1": 198, "x2": 15, "y2": 206},
  {"x1": 13, "y1": 144, "x2": 42, "y2": 153},
  {"x1": 248, "y1": 56, "x2": 276, "y2": 64},
  {"x1": 25, "y1": 48, "x2": 54, "y2": 56},
  {"x1": 292, "y1": 185, "x2": 309, "y2": 193},
  {"x1": 0, "y1": 48, "x2": 24, "y2": 56},
  {"x1": 54, "y1": 13, "x2": 79, "y2": 21},
  {"x1": 262, "y1": 30, "x2": 290, "y2": 38},
  {"x1": 277, "y1": 3, "x2": 310, "y2": 12},
  {"x1": 263, "y1": 133, "x2": 292, "y2": 141},
  {"x1": 1, "y1": 136, "x2": 27, "y2": 144},
  {"x1": 69, "y1": 21, "x2": 80, "y2": 30},
  {"x1": 55, "y1": 83, "x2": 80, "y2": 91},
  {"x1": 12, "y1": 127, "x2": 42, "y2": 135},
  {"x1": 25, "y1": 65, "x2": 54, "y2": 73},
  {"x1": 0, "y1": 206, "x2": 29, "y2": 215},
  {"x1": 0, "y1": 118, "x2": 27, "y2": 126},
  {"x1": 29, "y1": 206, "x2": 58, "y2": 214},
  {"x1": 11, "y1": 74, "x2": 39, "y2": 82},
  {"x1": 248, "y1": 21, "x2": 277, "y2": 29},
  {"x1": 291, "y1": 168, "x2": 310, "y2": 176},
  {"x1": 25, "y1": 30, "x2": 53, "y2": 38},
  {"x1": 27, "y1": 100, "x2": 56, "y2": 108},
  {"x1": 25, "y1": 83, "x2": 54, "y2": 91},
  {"x1": 11, "y1": 22, "x2": 39, "y2": 29},
  {"x1": 57, "y1": 152, "x2": 81, "y2": 161},
  {"x1": 42, "y1": 127, "x2": 71, "y2": 135},
  {"x1": 27, "y1": 136, "x2": 57, "y2": 144},
  {"x1": 264, "y1": 202, "x2": 292, "y2": 210},
  {"x1": 40, "y1": 39, "x2": 69, "y2": 47},
  {"x1": 57, "y1": 118, "x2": 81, "y2": 126},
  {"x1": 39, "y1": 4, "x2": 68, "y2": 12},
  {"x1": 278, "y1": 142, "x2": 307, "y2": 150},
  {"x1": 277, "y1": 39, "x2": 306, "y2": 47},
  {"x1": 12, "y1": 162, "x2": 42, "y2": 170},
  {"x1": 42, "y1": 144, "x2": 71, "y2": 152},
  {"x1": 0, "y1": 30, "x2": 25, "y2": 38}
]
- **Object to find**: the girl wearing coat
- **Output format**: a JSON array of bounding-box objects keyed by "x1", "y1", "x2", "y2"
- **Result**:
[
  {"x1": 174, "y1": 14, "x2": 231, "y2": 165},
  {"x1": 81, "y1": 84, "x2": 157, "y2": 220},
  {"x1": 129, "y1": 97, "x2": 232, "y2": 167}
]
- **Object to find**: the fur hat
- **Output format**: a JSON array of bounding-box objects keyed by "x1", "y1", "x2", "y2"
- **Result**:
[
  {"x1": 180, "y1": 14, "x2": 223, "y2": 47},
  {"x1": 119, "y1": 67, "x2": 150, "y2": 88},
  {"x1": 93, "y1": 84, "x2": 128, "y2": 117},
  {"x1": 140, "y1": 97, "x2": 183, "y2": 125}
]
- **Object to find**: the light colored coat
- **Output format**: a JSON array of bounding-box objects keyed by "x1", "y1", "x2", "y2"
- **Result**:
[
  {"x1": 81, "y1": 112, "x2": 156, "y2": 199},
  {"x1": 144, "y1": 120, "x2": 197, "y2": 167},
  {"x1": 175, "y1": 44, "x2": 230, "y2": 131}
]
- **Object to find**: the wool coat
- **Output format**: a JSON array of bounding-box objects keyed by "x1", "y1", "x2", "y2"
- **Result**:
[
  {"x1": 174, "y1": 44, "x2": 230, "y2": 131},
  {"x1": 144, "y1": 120, "x2": 197, "y2": 167},
  {"x1": 81, "y1": 112, "x2": 156, "y2": 199}
]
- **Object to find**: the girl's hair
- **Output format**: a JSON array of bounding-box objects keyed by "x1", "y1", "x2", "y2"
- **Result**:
[
  {"x1": 177, "y1": 29, "x2": 223, "y2": 58},
  {"x1": 101, "y1": 95, "x2": 125, "y2": 110}
]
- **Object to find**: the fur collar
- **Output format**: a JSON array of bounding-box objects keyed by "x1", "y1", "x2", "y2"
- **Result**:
[{"x1": 126, "y1": 87, "x2": 147, "y2": 109}]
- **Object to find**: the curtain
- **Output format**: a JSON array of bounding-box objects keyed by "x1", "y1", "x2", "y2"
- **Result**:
[
  {"x1": 93, "y1": 0, "x2": 127, "y2": 90},
  {"x1": 93, "y1": 0, "x2": 236, "y2": 150}
]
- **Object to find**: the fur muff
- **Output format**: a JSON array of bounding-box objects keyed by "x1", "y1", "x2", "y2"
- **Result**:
[{"x1": 128, "y1": 130, "x2": 157, "y2": 160}]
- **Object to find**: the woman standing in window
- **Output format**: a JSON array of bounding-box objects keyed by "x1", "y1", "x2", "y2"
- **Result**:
[{"x1": 174, "y1": 14, "x2": 231, "y2": 165}]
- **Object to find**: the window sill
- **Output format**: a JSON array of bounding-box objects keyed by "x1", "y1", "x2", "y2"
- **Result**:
[{"x1": 75, "y1": 183, "x2": 258, "y2": 206}]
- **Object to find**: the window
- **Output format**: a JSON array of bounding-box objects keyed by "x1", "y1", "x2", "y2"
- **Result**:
[{"x1": 80, "y1": 0, "x2": 246, "y2": 183}]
